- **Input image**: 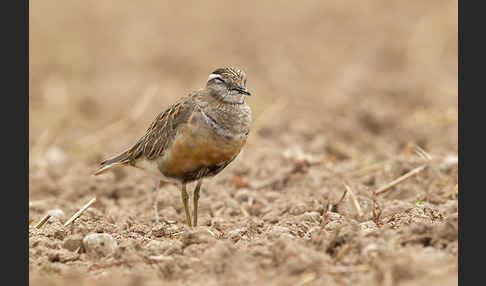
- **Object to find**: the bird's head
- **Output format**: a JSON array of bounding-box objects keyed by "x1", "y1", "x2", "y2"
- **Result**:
[{"x1": 206, "y1": 67, "x2": 251, "y2": 104}]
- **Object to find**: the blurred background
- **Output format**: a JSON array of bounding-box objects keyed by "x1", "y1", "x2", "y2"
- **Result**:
[{"x1": 29, "y1": 0, "x2": 457, "y2": 180}]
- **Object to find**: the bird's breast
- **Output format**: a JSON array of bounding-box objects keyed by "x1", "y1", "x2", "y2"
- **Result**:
[{"x1": 157, "y1": 111, "x2": 247, "y2": 179}]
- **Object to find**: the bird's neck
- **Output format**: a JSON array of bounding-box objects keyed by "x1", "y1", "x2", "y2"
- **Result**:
[{"x1": 197, "y1": 91, "x2": 251, "y2": 135}]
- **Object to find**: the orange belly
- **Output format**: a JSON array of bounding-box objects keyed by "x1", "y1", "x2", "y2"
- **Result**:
[{"x1": 160, "y1": 126, "x2": 245, "y2": 178}]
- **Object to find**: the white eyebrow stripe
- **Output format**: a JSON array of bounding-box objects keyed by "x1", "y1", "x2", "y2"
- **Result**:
[{"x1": 208, "y1": 74, "x2": 222, "y2": 81}]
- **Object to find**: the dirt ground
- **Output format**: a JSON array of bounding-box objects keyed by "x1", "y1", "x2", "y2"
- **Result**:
[{"x1": 29, "y1": 1, "x2": 458, "y2": 285}]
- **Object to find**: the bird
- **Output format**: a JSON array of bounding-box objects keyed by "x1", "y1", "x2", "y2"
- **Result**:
[{"x1": 94, "y1": 67, "x2": 252, "y2": 227}]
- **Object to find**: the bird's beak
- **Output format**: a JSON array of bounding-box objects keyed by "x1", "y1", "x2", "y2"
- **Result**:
[{"x1": 234, "y1": 87, "x2": 251, "y2": 96}]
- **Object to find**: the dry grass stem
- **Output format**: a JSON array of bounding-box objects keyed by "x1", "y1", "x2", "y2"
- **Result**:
[
  {"x1": 413, "y1": 145, "x2": 432, "y2": 160},
  {"x1": 34, "y1": 214, "x2": 52, "y2": 229},
  {"x1": 375, "y1": 165, "x2": 427, "y2": 195},
  {"x1": 321, "y1": 193, "x2": 331, "y2": 226},
  {"x1": 335, "y1": 244, "x2": 353, "y2": 262},
  {"x1": 337, "y1": 188, "x2": 348, "y2": 206},
  {"x1": 326, "y1": 204, "x2": 333, "y2": 214},
  {"x1": 240, "y1": 206, "x2": 250, "y2": 217},
  {"x1": 206, "y1": 228, "x2": 216, "y2": 237},
  {"x1": 372, "y1": 193, "x2": 382, "y2": 224},
  {"x1": 345, "y1": 184, "x2": 363, "y2": 217},
  {"x1": 348, "y1": 161, "x2": 389, "y2": 177},
  {"x1": 29, "y1": 200, "x2": 48, "y2": 208},
  {"x1": 63, "y1": 198, "x2": 97, "y2": 227}
]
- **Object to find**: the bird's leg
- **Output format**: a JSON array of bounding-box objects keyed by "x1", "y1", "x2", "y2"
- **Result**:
[
  {"x1": 193, "y1": 179, "x2": 203, "y2": 226},
  {"x1": 180, "y1": 183, "x2": 192, "y2": 227},
  {"x1": 153, "y1": 180, "x2": 162, "y2": 224}
]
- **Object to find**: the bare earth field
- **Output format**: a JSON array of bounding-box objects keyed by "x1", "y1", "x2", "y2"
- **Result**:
[{"x1": 29, "y1": 1, "x2": 458, "y2": 285}]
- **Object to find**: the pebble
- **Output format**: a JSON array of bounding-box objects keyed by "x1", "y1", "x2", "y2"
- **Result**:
[
  {"x1": 47, "y1": 209, "x2": 65, "y2": 222},
  {"x1": 82, "y1": 233, "x2": 117, "y2": 259}
]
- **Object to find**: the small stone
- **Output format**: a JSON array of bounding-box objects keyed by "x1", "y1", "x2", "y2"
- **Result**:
[
  {"x1": 47, "y1": 209, "x2": 65, "y2": 222},
  {"x1": 82, "y1": 233, "x2": 117, "y2": 260}
]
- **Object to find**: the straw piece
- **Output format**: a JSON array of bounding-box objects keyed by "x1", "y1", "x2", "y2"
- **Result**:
[
  {"x1": 348, "y1": 161, "x2": 388, "y2": 177},
  {"x1": 64, "y1": 198, "x2": 97, "y2": 227},
  {"x1": 372, "y1": 192, "x2": 382, "y2": 224},
  {"x1": 336, "y1": 188, "x2": 348, "y2": 206},
  {"x1": 335, "y1": 244, "x2": 353, "y2": 262},
  {"x1": 206, "y1": 228, "x2": 216, "y2": 237},
  {"x1": 29, "y1": 200, "x2": 48, "y2": 208},
  {"x1": 345, "y1": 184, "x2": 363, "y2": 217},
  {"x1": 34, "y1": 214, "x2": 52, "y2": 229},
  {"x1": 375, "y1": 165, "x2": 426, "y2": 195},
  {"x1": 413, "y1": 145, "x2": 432, "y2": 160},
  {"x1": 240, "y1": 206, "x2": 250, "y2": 217}
]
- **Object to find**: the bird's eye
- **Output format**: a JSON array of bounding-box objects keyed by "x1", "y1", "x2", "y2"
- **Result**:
[{"x1": 215, "y1": 78, "x2": 225, "y2": 84}]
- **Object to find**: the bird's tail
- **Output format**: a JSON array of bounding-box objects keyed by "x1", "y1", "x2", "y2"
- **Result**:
[{"x1": 94, "y1": 150, "x2": 131, "y2": 175}]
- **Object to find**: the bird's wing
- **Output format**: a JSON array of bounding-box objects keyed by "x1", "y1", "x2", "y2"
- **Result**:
[{"x1": 126, "y1": 94, "x2": 197, "y2": 161}]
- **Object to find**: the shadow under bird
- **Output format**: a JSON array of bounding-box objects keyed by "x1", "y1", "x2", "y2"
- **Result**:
[{"x1": 94, "y1": 67, "x2": 252, "y2": 227}]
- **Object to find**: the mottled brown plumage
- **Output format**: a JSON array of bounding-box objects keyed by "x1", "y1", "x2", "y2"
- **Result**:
[{"x1": 95, "y1": 67, "x2": 252, "y2": 226}]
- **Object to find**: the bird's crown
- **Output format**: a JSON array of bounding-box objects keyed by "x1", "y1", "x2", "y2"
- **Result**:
[{"x1": 207, "y1": 67, "x2": 247, "y2": 88}]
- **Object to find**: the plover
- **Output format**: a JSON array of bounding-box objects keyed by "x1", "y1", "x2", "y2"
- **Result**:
[{"x1": 94, "y1": 67, "x2": 252, "y2": 226}]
